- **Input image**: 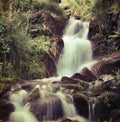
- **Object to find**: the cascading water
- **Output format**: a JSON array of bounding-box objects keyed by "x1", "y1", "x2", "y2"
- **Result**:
[
  {"x1": 9, "y1": 90, "x2": 38, "y2": 122},
  {"x1": 9, "y1": 17, "x2": 93, "y2": 122},
  {"x1": 88, "y1": 97, "x2": 96, "y2": 122},
  {"x1": 57, "y1": 17, "x2": 92, "y2": 76}
]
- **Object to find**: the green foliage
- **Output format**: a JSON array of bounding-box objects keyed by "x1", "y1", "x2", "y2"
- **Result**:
[
  {"x1": 60, "y1": 0, "x2": 96, "y2": 20},
  {"x1": 0, "y1": 77, "x2": 13, "y2": 83},
  {"x1": 112, "y1": 68, "x2": 120, "y2": 84},
  {"x1": 28, "y1": 36, "x2": 52, "y2": 53},
  {"x1": 88, "y1": 0, "x2": 120, "y2": 54},
  {"x1": 109, "y1": 28, "x2": 120, "y2": 51},
  {"x1": 115, "y1": 68, "x2": 120, "y2": 81},
  {"x1": 0, "y1": 0, "x2": 52, "y2": 79},
  {"x1": 32, "y1": 0, "x2": 64, "y2": 17}
]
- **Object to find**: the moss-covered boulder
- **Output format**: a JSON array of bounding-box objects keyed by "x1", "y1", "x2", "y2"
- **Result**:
[
  {"x1": 95, "y1": 91, "x2": 120, "y2": 122},
  {"x1": 60, "y1": 76, "x2": 89, "y2": 92}
]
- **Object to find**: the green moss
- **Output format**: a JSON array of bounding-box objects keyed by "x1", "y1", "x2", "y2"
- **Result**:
[{"x1": 0, "y1": 77, "x2": 13, "y2": 83}]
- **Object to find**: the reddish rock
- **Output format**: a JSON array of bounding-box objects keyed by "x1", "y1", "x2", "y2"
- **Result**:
[
  {"x1": 61, "y1": 76, "x2": 79, "y2": 84},
  {"x1": 91, "y1": 51, "x2": 120, "y2": 76},
  {"x1": 43, "y1": 53, "x2": 57, "y2": 77},
  {"x1": 80, "y1": 67, "x2": 97, "y2": 82},
  {"x1": 71, "y1": 68, "x2": 97, "y2": 82},
  {"x1": 71, "y1": 73, "x2": 88, "y2": 81}
]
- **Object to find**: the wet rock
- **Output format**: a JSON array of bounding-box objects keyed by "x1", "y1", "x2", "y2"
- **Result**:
[
  {"x1": 87, "y1": 75, "x2": 114, "y2": 97},
  {"x1": 73, "y1": 93, "x2": 88, "y2": 118},
  {"x1": 29, "y1": 88, "x2": 40, "y2": 101},
  {"x1": 71, "y1": 73, "x2": 89, "y2": 81},
  {"x1": 56, "y1": 117, "x2": 78, "y2": 122},
  {"x1": 80, "y1": 67, "x2": 97, "y2": 82},
  {"x1": 95, "y1": 91, "x2": 120, "y2": 122},
  {"x1": 61, "y1": 76, "x2": 89, "y2": 91},
  {"x1": 91, "y1": 51, "x2": 120, "y2": 76},
  {"x1": 71, "y1": 68, "x2": 97, "y2": 82},
  {"x1": 30, "y1": 95, "x2": 63, "y2": 121},
  {"x1": 0, "y1": 100, "x2": 14, "y2": 121},
  {"x1": 61, "y1": 77, "x2": 79, "y2": 84}
]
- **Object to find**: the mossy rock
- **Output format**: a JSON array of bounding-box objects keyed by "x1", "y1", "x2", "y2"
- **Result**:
[
  {"x1": 0, "y1": 77, "x2": 13, "y2": 95},
  {"x1": 95, "y1": 91, "x2": 120, "y2": 121}
]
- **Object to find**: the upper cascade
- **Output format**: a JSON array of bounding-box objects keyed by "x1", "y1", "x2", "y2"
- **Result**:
[{"x1": 57, "y1": 17, "x2": 92, "y2": 76}]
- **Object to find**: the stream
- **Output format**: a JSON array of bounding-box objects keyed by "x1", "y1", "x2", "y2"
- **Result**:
[{"x1": 9, "y1": 17, "x2": 96, "y2": 122}]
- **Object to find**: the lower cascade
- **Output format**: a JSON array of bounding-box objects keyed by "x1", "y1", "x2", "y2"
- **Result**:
[{"x1": 9, "y1": 17, "x2": 93, "y2": 122}]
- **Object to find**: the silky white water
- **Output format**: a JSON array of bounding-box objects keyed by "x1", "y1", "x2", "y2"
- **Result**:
[
  {"x1": 57, "y1": 17, "x2": 92, "y2": 76},
  {"x1": 10, "y1": 90, "x2": 38, "y2": 122}
]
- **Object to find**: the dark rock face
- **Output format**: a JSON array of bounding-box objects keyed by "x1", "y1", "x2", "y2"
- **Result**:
[
  {"x1": 73, "y1": 93, "x2": 88, "y2": 118},
  {"x1": 80, "y1": 67, "x2": 97, "y2": 82},
  {"x1": 91, "y1": 51, "x2": 120, "y2": 76},
  {"x1": 95, "y1": 92, "x2": 120, "y2": 122},
  {"x1": 0, "y1": 100, "x2": 14, "y2": 121},
  {"x1": 71, "y1": 68, "x2": 97, "y2": 82},
  {"x1": 30, "y1": 96, "x2": 63, "y2": 121},
  {"x1": 109, "y1": 109, "x2": 120, "y2": 122},
  {"x1": 43, "y1": 53, "x2": 57, "y2": 77},
  {"x1": 71, "y1": 73, "x2": 89, "y2": 82}
]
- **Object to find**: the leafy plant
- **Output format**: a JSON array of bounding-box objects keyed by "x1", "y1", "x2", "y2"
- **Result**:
[{"x1": 109, "y1": 28, "x2": 120, "y2": 51}]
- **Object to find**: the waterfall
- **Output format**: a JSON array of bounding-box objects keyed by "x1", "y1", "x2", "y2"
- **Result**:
[
  {"x1": 57, "y1": 17, "x2": 92, "y2": 76},
  {"x1": 9, "y1": 90, "x2": 38, "y2": 122},
  {"x1": 9, "y1": 17, "x2": 92, "y2": 122},
  {"x1": 88, "y1": 97, "x2": 96, "y2": 122}
]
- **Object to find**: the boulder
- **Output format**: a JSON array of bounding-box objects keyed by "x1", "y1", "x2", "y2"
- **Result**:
[
  {"x1": 71, "y1": 68, "x2": 97, "y2": 82},
  {"x1": 80, "y1": 67, "x2": 97, "y2": 82},
  {"x1": 0, "y1": 100, "x2": 14, "y2": 121},
  {"x1": 109, "y1": 109, "x2": 120, "y2": 122},
  {"x1": 61, "y1": 76, "x2": 79, "y2": 84},
  {"x1": 30, "y1": 95, "x2": 63, "y2": 121},
  {"x1": 30, "y1": 11, "x2": 66, "y2": 36},
  {"x1": 73, "y1": 93, "x2": 88, "y2": 118},
  {"x1": 71, "y1": 73, "x2": 89, "y2": 81},
  {"x1": 87, "y1": 75, "x2": 114, "y2": 97},
  {"x1": 95, "y1": 92, "x2": 120, "y2": 122},
  {"x1": 61, "y1": 76, "x2": 89, "y2": 91},
  {"x1": 91, "y1": 51, "x2": 120, "y2": 76}
]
